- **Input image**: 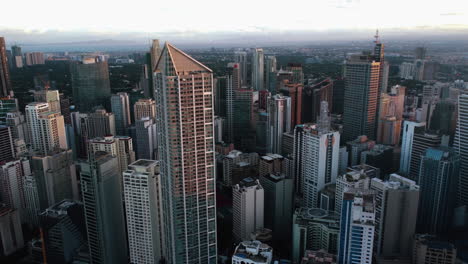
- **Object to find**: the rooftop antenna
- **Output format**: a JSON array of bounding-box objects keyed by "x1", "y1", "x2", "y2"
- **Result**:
[{"x1": 374, "y1": 29, "x2": 380, "y2": 44}]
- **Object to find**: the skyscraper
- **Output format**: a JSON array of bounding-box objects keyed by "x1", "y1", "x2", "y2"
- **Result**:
[
  {"x1": 266, "y1": 94, "x2": 291, "y2": 154},
  {"x1": 338, "y1": 189, "x2": 375, "y2": 264},
  {"x1": 252, "y1": 48, "x2": 264, "y2": 91},
  {"x1": 134, "y1": 98, "x2": 156, "y2": 121},
  {"x1": 400, "y1": 121, "x2": 426, "y2": 176},
  {"x1": 135, "y1": 117, "x2": 157, "y2": 160},
  {"x1": 342, "y1": 53, "x2": 381, "y2": 142},
  {"x1": 123, "y1": 160, "x2": 164, "y2": 264},
  {"x1": 33, "y1": 89, "x2": 61, "y2": 113},
  {"x1": 0, "y1": 125, "x2": 14, "y2": 162},
  {"x1": 150, "y1": 39, "x2": 161, "y2": 71},
  {"x1": 0, "y1": 158, "x2": 30, "y2": 214},
  {"x1": 233, "y1": 178, "x2": 264, "y2": 242},
  {"x1": 265, "y1": 55, "x2": 277, "y2": 93},
  {"x1": 301, "y1": 78, "x2": 333, "y2": 124},
  {"x1": 111, "y1": 92, "x2": 131, "y2": 135},
  {"x1": 0, "y1": 206, "x2": 24, "y2": 256},
  {"x1": 233, "y1": 87, "x2": 256, "y2": 151},
  {"x1": 454, "y1": 94, "x2": 468, "y2": 206},
  {"x1": 0, "y1": 37, "x2": 12, "y2": 97},
  {"x1": 418, "y1": 147, "x2": 459, "y2": 234},
  {"x1": 154, "y1": 43, "x2": 217, "y2": 262},
  {"x1": 0, "y1": 96, "x2": 19, "y2": 125},
  {"x1": 88, "y1": 109, "x2": 116, "y2": 138},
  {"x1": 280, "y1": 82, "x2": 303, "y2": 128},
  {"x1": 88, "y1": 135, "x2": 136, "y2": 174},
  {"x1": 71, "y1": 59, "x2": 111, "y2": 112},
  {"x1": 80, "y1": 151, "x2": 128, "y2": 264},
  {"x1": 234, "y1": 51, "x2": 248, "y2": 86}
]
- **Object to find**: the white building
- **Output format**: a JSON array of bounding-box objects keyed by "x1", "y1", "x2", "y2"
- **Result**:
[
  {"x1": 134, "y1": 98, "x2": 156, "y2": 121},
  {"x1": 454, "y1": 94, "x2": 468, "y2": 206},
  {"x1": 267, "y1": 94, "x2": 291, "y2": 154},
  {"x1": 252, "y1": 48, "x2": 265, "y2": 91},
  {"x1": 111, "y1": 92, "x2": 131, "y2": 135},
  {"x1": 123, "y1": 160, "x2": 164, "y2": 264},
  {"x1": 88, "y1": 135, "x2": 135, "y2": 174},
  {"x1": 0, "y1": 158, "x2": 31, "y2": 217},
  {"x1": 399, "y1": 121, "x2": 426, "y2": 175},
  {"x1": 232, "y1": 240, "x2": 272, "y2": 264},
  {"x1": 222, "y1": 150, "x2": 259, "y2": 186},
  {"x1": 233, "y1": 178, "x2": 264, "y2": 242}
]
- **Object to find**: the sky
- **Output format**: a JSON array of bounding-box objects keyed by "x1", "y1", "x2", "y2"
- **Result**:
[{"x1": 1, "y1": 0, "x2": 468, "y2": 45}]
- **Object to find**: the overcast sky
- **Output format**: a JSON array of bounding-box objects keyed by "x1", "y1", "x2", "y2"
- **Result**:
[{"x1": 1, "y1": 0, "x2": 467, "y2": 45}]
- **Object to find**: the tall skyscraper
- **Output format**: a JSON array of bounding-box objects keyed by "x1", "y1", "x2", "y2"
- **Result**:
[
  {"x1": 280, "y1": 82, "x2": 303, "y2": 128},
  {"x1": 111, "y1": 92, "x2": 131, "y2": 135},
  {"x1": 11, "y1": 45, "x2": 23, "y2": 69},
  {"x1": 80, "y1": 151, "x2": 128, "y2": 264},
  {"x1": 265, "y1": 55, "x2": 277, "y2": 93},
  {"x1": 454, "y1": 94, "x2": 468, "y2": 206},
  {"x1": 0, "y1": 125, "x2": 14, "y2": 162},
  {"x1": 338, "y1": 189, "x2": 375, "y2": 264},
  {"x1": 266, "y1": 94, "x2": 291, "y2": 154},
  {"x1": 0, "y1": 158, "x2": 30, "y2": 214},
  {"x1": 150, "y1": 39, "x2": 161, "y2": 71},
  {"x1": 123, "y1": 160, "x2": 164, "y2": 264},
  {"x1": 24, "y1": 52, "x2": 45, "y2": 65},
  {"x1": 0, "y1": 96, "x2": 19, "y2": 125},
  {"x1": 301, "y1": 78, "x2": 333, "y2": 124},
  {"x1": 370, "y1": 174, "x2": 419, "y2": 258},
  {"x1": 252, "y1": 48, "x2": 264, "y2": 91},
  {"x1": 33, "y1": 89, "x2": 61, "y2": 113},
  {"x1": 408, "y1": 130, "x2": 441, "y2": 181},
  {"x1": 417, "y1": 147, "x2": 459, "y2": 234},
  {"x1": 234, "y1": 51, "x2": 248, "y2": 86},
  {"x1": 88, "y1": 109, "x2": 116, "y2": 138},
  {"x1": 400, "y1": 121, "x2": 426, "y2": 175},
  {"x1": 0, "y1": 37, "x2": 12, "y2": 97},
  {"x1": 233, "y1": 178, "x2": 264, "y2": 242},
  {"x1": 71, "y1": 59, "x2": 111, "y2": 112},
  {"x1": 88, "y1": 135, "x2": 136, "y2": 174},
  {"x1": 412, "y1": 234, "x2": 457, "y2": 264},
  {"x1": 342, "y1": 53, "x2": 381, "y2": 142},
  {"x1": 233, "y1": 87, "x2": 256, "y2": 151},
  {"x1": 0, "y1": 206, "x2": 24, "y2": 256},
  {"x1": 134, "y1": 98, "x2": 156, "y2": 121},
  {"x1": 135, "y1": 117, "x2": 157, "y2": 160},
  {"x1": 154, "y1": 43, "x2": 217, "y2": 262}
]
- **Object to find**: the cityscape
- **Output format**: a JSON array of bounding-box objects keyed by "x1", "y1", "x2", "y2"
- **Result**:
[{"x1": 1, "y1": 3, "x2": 468, "y2": 264}]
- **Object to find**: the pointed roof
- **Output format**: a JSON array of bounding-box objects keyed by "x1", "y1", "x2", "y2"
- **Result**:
[{"x1": 155, "y1": 42, "x2": 212, "y2": 74}]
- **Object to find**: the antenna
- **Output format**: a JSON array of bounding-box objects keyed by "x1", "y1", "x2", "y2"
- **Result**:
[{"x1": 374, "y1": 29, "x2": 380, "y2": 44}]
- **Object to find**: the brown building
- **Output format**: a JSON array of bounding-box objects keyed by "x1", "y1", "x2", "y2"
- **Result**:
[
  {"x1": 0, "y1": 37, "x2": 12, "y2": 97},
  {"x1": 280, "y1": 81, "x2": 303, "y2": 128},
  {"x1": 302, "y1": 78, "x2": 333, "y2": 124}
]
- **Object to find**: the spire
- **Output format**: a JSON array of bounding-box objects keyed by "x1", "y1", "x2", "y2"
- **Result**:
[
  {"x1": 374, "y1": 29, "x2": 380, "y2": 44},
  {"x1": 317, "y1": 101, "x2": 331, "y2": 133}
]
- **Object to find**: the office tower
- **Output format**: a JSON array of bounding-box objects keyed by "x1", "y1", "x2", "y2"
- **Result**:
[
  {"x1": 370, "y1": 174, "x2": 420, "y2": 258},
  {"x1": 415, "y1": 47, "x2": 427, "y2": 60},
  {"x1": 342, "y1": 53, "x2": 381, "y2": 142},
  {"x1": 412, "y1": 234, "x2": 457, "y2": 264},
  {"x1": 0, "y1": 206, "x2": 24, "y2": 256},
  {"x1": 70, "y1": 112, "x2": 91, "y2": 158},
  {"x1": 23, "y1": 174, "x2": 40, "y2": 226},
  {"x1": 280, "y1": 82, "x2": 303, "y2": 128},
  {"x1": 31, "y1": 149, "x2": 76, "y2": 210},
  {"x1": 154, "y1": 43, "x2": 217, "y2": 262},
  {"x1": 360, "y1": 144, "x2": 394, "y2": 174},
  {"x1": 6, "y1": 111, "x2": 28, "y2": 142},
  {"x1": 319, "y1": 184, "x2": 336, "y2": 212},
  {"x1": 331, "y1": 78, "x2": 345, "y2": 115},
  {"x1": 134, "y1": 98, "x2": 156, "y2": 121},
  {"x1": 215, "y1": 63, "x2": 240, "y2": 142},
  {"x1": 259, "y1": 153, "x2": 284, "y2": 177},
  {"x1": 252, "y1": 48, "x2": 264, "y2": 91},
  {"x1": 150, "y1": 39, "x2": 161, "y2": 71},
  {"x1": 430, "y1": 100, "x2": 456, "y2": 136},
  {"x1": 88, "y1": 109, "x2": 116, "y2": 138},
  {"x1": 455, "y1": 94, "x2": 468, "y2": 206},
  {"x1": 0, "y1": 37, "x2": 12, "y2": 97},
  {"x1": 409, "y1": 130, "x2": 441, "y2": 181},
  {"x1": 265, "y1": 55, "x2": 277, "y2": 93},
  {"x1": 302, "y1": 78, "x2": 333, "y2": 123},
  {"x1": 338, "y1": 189, "x2": 375, "y2": 264},
  {"x1": 259, "y1": 174, "x2": 293, "y2": 247},
  {"x1": 346, "y1": 135, "x2": 375, "y2": 166},
  {"x1": 26, "y1": 102, "x2": 68, "y2": 155},
  {"x1": 39, "y1": 200, "x2": 86, "y2": 264},
  {"x1": 135, "y1": 117, "x2": 157, "y2": 160},
  {"x1": 233, "y1": 178, "x2": 264, "y2": 242},
  {"x1": 282, "y1": 132, "x2": 294, "y2": 156},
  {"x1": 80, "y1": 151, "x2": 128, "y2": 264},
  {"x1": 0, "y1": 126, "x2": 14, "y2": 162},
  {"x1": 418, "y1": 147, "x2": 459, "y2": 234},
  {"x1": 11, "y1": 45, "x2": 22, "y2": 68},
  {"x1": 232, "y1": 241, "x2": 272, "y2": 264},
  {"x1": 234, "y1": 51, "x2": 248, "y2": 86},
  {"x1": 71, "y1": 59, "x2": 111, "y2": 112},
  {"x1": 33, "y1": 89, "x2": 61, "y2": 113},
  {"x1": 399, "y1": 62, "x2": 415, "y2": 80},
  {"x1": 292, "y1": 208, "x2": 340, "y2": 263},
  {"x1": 222, "y1": 150, "x2": 259, "y2": 186},
  {"x1": 0, "y1": 96, "x2": 19, "y2": 125},
  {"x1": 300, "y1": 106, "x2": 340, "y2": 208},
  {"x1": 266, "y1": 94, "x2": 291, "y2": 154},
  {"x1": 0, "y1": 158, "x2": 30, "y2": 214},
  {"x1": 233, "y1": 87, "x2": 255, "y2": 150},
  {"x1": 24, "y1": 52, "x2": 45, "y2": 65},
  {"x1": 111, "y1": 92, "x2": 131, "y2": 135},
  {"x1": 123, "y1": 160, "x2": 164, "y2": 264},
  {"x1": 59, "y1": 93, "x2": 71, "y2": 124},
  {"x1": 338, "y1": 146, "x2": 348, "y2": 175},
  {"x1": 400, "y1": 121, "x2": 426, "y2": 175},
  {"x1": 286, "y1": 63, "x2": 304, "y2": 84},
  {"x1": 377, "y1": 86, "x2": 405, "y2": 145},
  {"x1": 213, "y1": 116, "x2": 224, "y2": 143},
  {"x1": 88, "y1": 135, "x2": 135, "y2": 173}
]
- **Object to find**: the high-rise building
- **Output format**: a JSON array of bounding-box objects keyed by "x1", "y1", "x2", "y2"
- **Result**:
[
  {"x1": 150, "y1": 39, "x2": 161, "y2": 71},
  {"x1": 39, "y1": 200, "x2": 86, "y2": 264},
  {"x1": 370, "y1": 174, "x2": 420, "y2": 258},
  {"x1": 123, "y1": 160, "x2": 164, "y2": 264},
  {"x1": 111, "y1": 92, "x2": 131, "y2": 135},
  {"x1": 0, "y1": 158, "x2": 30, "y2": 214},
  {"x1": 33, "y1": 89, "x2": 61, "y2": 113},
  {"x1": 377, "y1": 86, "x2": 405, "y2": 145},
  {"x1": 0, "y1": 96, "x2": 19, "y2": 125},
  {"x1": 259, "y1": 173, "x2": 293, "y2": 246},
  {"x1": 234, "y1": 51, "x2": 248, "y2": 86},
  {"x1": 300, "y1": 103, "x2": 340, "y2": 208},
  {"x1": 337, "y1": 189, "x2": 375, "y2": 264},
  {"x1": 252, "y1": 48, "x2": 265, "y2": 91},
  {"x1": 280, "y1": 82, "x2": 303, "y2": 128},
  {"x1": 233, "y1": 177, "x2": 264, "y2": 242},
  {"x1": 412, "y1": 234, "x2": 457, "y2": 264},
  {"x1": 154, "y1": 43, "x2": 217, "y2": 262},
  {"x1": 332, "y1": 78, "x2": 345, "y2": 114},
  {"x1": 135, "y1": 117, "x2": 157, "y2": 160},
  {"x1": 233, "y1": 87, "x2": 256, "y2": 150},
  {"x1": 302, "y1": 78, "x2": 333, "y2": 124},
  {"x1": 418, "y1": 147, "x2": 459, "y2": 234},
  {"x1": 222, "y1": 150, "x2": 259, "y2": 186},
  {"x1": 23, "y1": 175, "x2": 40, "y2": 226},
  {"x1": 71, "y1": 59, "x2": 111, "y2": 112},
  {"x1": 80, "y1": 151, "x2": 128, "y2": 264},
  {"x1": 266, "y1": 94, "x2": 291, "y2": 154},
  {"x1": 134, "y1": 98, "x2": 156, "y2": 121},
  {"x1": 24, "y1": 52, "x2": 45, "y2": 65},
  {"x1": 88, "y1": 109, "x2": 116, "y2": 138},
  {"x1": 286, "y1": 63, "x2": 304, "y2": 84},
  {"x1": 265, "y1": 55, "x2": 277, "y2": 94},
  {"x1": 259, "y1": 153, "x2": 284, "y2": 177},
  {"x1": 0, "y1": 206, "x2": 24, "y2": 256},
  {"x1": 454, "y1": 93, "x2": 468, "y2": 206},
  {"x1": 415, "y1": 47, "x2": 427, "y2": 60},
  {"x1": 59, "y1": 93, "x2": 71, "y2": 124},
  {"x1": 11, "y1": 45, "x2": 22, "y2": 69},
  {"x1": 292, "y1": 208, "x2": 340, "y2": 263},
  {"x1": 408, "y1": 130, "x2": 441, "y2": 181},
  {"x1": 0, "y1": 125, "x2": 14, "y2": 162},
  {"x1": 31, "y1": 149, "x2": 76, "y2": 210},
  {"x1": 342, "y1": 53, "x2": 381, "y2": 142},
  {"x1": 399, "y1": 121, "x2": 426, "y2": 176},
  {"x1": 0, "y1": 37, "x2": 12, "y2": 97},
  {"x1": 360, "y1": 144, "x2": 394, "y2": 174},
  {"x1": 88, "y1": 135, "x2": 135, "y2": 174}
]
